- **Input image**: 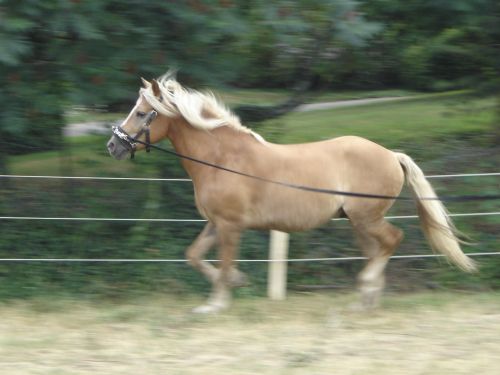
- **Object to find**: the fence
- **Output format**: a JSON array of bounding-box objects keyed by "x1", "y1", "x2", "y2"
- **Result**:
[{"x1": 1, "y1": 172, "x2": 499, "y2": 299}]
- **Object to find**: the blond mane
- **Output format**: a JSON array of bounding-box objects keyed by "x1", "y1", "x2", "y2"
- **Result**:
[{"x1": 140, "y1": 72, "x2": 265, "y2": 142}]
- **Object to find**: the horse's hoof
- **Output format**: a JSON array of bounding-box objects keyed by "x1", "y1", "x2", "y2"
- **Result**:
[
  {"x1": 191, "y1": 304, "x2": 217, "y2": 314},
  {"x1": 230, "y1": 271, "x2": 249, "y2": 288},
  {"x1": 348, "y1": 302, "x2": 366, "y2": 312},
  {"x1": 348, "y1": 301, "x2": 377, "y2": 313},
  {"x1": 191, "y1": 303, "x2": 227, "y2": 314},
  {"x1": 348, "y1": 297, "x2": 379, "y2": 313}
]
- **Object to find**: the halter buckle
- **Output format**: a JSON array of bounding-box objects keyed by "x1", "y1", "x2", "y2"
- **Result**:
[{"x1": 112, "y1": 126, "x2": 131, "y2": 142}]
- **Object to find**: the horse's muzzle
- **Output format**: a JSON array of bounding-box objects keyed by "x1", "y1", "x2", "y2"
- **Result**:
[{"x1": 107, "y1": 136, "x2": 130, "y2": 160}]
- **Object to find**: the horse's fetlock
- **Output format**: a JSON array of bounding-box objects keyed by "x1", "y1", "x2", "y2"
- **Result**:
[{"x1": 185, "y1": 252, "x2": 198, "y2": 267}]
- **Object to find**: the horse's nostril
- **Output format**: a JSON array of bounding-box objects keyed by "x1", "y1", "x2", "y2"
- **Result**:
[{"x1": 107, "y1": 141, "x2": 115, "y2": 152}]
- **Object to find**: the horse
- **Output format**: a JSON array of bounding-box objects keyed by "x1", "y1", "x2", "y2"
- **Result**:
[{"x1": 107, "y1": 73, "x2": 476, "y2": 313}]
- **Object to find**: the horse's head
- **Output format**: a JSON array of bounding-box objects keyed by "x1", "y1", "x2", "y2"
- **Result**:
[{"x1": 107, "y1": 78, "x2": 170, "y2": 160}]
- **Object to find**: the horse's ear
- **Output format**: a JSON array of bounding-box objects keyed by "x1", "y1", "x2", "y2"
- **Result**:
[
  {"x1": 141, "y1": 77, "x2": 150, "y2": 88},
  {"x1": 152, "y1": 79, "x2": 161, "y2": 97}
]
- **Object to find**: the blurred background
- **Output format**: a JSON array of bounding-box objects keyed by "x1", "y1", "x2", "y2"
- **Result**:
[{"x1": 0, "y1": 0, "x2": 498, "y2": 299}]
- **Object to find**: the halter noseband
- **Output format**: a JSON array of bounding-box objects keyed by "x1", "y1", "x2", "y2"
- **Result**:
[{"x1": 112, "y1": 110, "x2": 158, "y2": 159}]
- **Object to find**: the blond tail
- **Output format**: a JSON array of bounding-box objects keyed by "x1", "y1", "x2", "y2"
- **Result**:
[{"x1": 394, "y1": 152, "x2": 477, "y2": 272}]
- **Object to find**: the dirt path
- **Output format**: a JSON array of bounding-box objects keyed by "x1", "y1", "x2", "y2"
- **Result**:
[
  {"x1": 1, "y1": 291, "x2": 499, "y2": 374},
  {"x1": 63, "y1": 120, "x2": 117, "y2": 137},
  {"x1": 295, "y1": 96, "x2": 411, "y2": 112}
]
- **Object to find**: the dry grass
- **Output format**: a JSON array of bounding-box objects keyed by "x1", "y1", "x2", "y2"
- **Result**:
[{"x1": 1, "y1": 291, "x2": 499, "y2": 374}]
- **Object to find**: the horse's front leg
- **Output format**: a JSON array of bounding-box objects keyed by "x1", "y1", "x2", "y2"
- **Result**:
[
  {"x1": 186, "y1": 222, "x2": 248, "y2": 288},
  {"x1": 192, "y1": 222, "x2": 242, "y2": 314},
  {"x1": 186, "y1": 222, "x2": 219, "y2": 282}
]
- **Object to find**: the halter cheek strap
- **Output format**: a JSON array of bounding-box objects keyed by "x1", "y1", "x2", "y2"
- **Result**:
[{"x1": 112, "y1": 110, "x2": 158, "y2": 159}]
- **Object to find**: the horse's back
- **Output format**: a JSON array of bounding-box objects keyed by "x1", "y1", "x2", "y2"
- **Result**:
[
  {"x1": 238, "y1": 135, "x2": 404, "y2": 230},
  {"x1": 194, "y1": 133, "x2": 405, "y2": 230},
  {"x1": 267, "y1": 135, "x2": 402, "y2": 181}
]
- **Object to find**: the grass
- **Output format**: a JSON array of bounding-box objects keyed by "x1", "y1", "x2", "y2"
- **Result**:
[
  {"x1": 1, "y1": 291, "x2": 500, "y2": 374},
  {"x1": 311, "y1": 88, "x2": 418, "y2": 102},
  {"x1": 258, "y1": 93, "x2": 496, "y2": 147},
  {"x1": 60, "y1": 90, "x2": 496, "y2": 157},
  {"x1": 218, "y1": 88, "x2": 418, "y2": 106},
  {"x1": 8, "y1": 135, "x2": 162, "y2": 178},
  {"x1": 217, "y1": 88, "x2": 291, "y2": 106},
  {"x1": 12, "y1": 91, "x2": 497, "y2": 177},
  {"x1": 64, "y1": 88, "x2": 419, "y2": 124}
]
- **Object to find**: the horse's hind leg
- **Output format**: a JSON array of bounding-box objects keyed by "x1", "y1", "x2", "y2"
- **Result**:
[{"x1": 351, "y1": 219, "x2": 403, "y2": 309}]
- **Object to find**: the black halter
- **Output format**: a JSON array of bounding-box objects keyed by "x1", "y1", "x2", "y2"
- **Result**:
[{"x1": 112, "y1": 110, "x2": 158, "y2": 159}]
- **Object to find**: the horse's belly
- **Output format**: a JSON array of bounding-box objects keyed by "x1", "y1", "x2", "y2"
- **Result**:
[{"x1": 247, "y1": 195, "x2": 342, "y2": 232}]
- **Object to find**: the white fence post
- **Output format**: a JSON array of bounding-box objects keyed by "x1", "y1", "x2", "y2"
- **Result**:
[{"x1": 267, "y1": 230, "x2": 290, "y2": 300}]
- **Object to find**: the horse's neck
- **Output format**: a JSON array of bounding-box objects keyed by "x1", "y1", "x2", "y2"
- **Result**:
[{"x1": 167, "y1": 119, "x2": 252, "y2": 180}]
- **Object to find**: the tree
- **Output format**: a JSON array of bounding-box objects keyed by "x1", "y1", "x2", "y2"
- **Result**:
[
  {"x1": 232, "y1": 0, "x2": 381, "y2": 122},
  {"x1": 0, "y1": 0, "x2": 247, "y2": 166},
  {"x1": 365, "y1": 0, "x2": 499, "y2": 145},
  {"x1": 363, "y1": 0, "x2": 500, "y2": 91}
]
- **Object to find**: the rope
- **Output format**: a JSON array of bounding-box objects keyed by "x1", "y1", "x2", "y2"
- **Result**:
[
  {"x1": 1, "y1": 172, "x2": 499, "y2": 181},
  {"x1": 0, "y1": 175, "x2": 191, "y2": 181},
  {"x1": 427, "y1": 172, "x2": 500, "y2": 179},
  {"x1": 334, "y1": 212, "x2": 500, "y2": 221},
  {"x1": 2, "y1": 172, "x2": 498, "y2": 201},
  {"x1": 1, "y1": 211, "x2": 498, "y2": 222},
  {"x1": 1, "y1": 252, "x2": 499, "y2": 263},
  {"x1": 0, "y1": 217, "x2": 207, "y2": 222}
]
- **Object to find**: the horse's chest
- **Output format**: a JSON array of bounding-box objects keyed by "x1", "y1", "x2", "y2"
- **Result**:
[
  {"x1": 192, "y1": 185, "x2": 246, "y2": 221},
  {"x1": 193, "y1": 190, "x2": 210, "y2": 219}
]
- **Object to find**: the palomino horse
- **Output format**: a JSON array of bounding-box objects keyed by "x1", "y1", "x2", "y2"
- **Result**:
[{"x1": 107, "y1": 73, "x2": 476, "y2": 313}]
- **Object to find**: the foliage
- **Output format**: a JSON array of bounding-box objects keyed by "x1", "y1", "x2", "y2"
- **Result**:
[
  {"x1": 363, "y1": 0, "x2": 500, "y2": 91},
  {"x1": 232, "y1": 0, "x2": 380, "y2": 87},
  {"x1": 260, "y1": 93, "x2": 497, "y2": 145},
  {"x1": 1, "y1": 0, "x2": 497, "y2": 158},
  {"x1": 0, "y1": 0, "x2": 247, "y2": 160}
]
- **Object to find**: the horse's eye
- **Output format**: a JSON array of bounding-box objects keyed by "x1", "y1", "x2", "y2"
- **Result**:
[{"x1": 136, "y1": 111, "x2": 146, "y2": 118}]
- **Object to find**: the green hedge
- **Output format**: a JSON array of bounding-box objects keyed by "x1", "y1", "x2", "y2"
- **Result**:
[{"x1": 1, "y1": 133, "x2": 498, "y2": 299}]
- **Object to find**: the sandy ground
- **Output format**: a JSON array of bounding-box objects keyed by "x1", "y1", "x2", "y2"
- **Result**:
[{"x1": 0, "y1": 291, "x2": 499, "y2": 375}]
